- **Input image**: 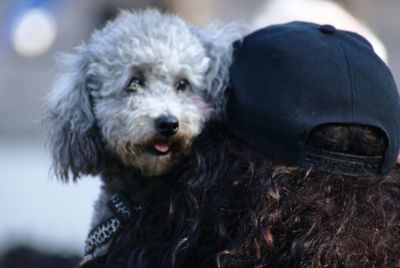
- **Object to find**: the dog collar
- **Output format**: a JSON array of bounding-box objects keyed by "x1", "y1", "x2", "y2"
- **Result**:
[{"x1": 82, "y1": 193, "x2": 141, "y2": 264}]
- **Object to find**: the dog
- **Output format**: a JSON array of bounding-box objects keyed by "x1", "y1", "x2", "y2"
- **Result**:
[{"x1": 44, "y1": 9, "x2": 241, "y2": 263}]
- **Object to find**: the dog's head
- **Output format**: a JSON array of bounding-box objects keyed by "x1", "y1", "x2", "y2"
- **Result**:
[{"x1": 45, "y1": 9, "x2": 242, "y2": 180}]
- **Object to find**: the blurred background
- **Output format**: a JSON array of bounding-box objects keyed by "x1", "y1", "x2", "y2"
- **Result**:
[{"x1": 0, "y1": 0, "x2": 399, "y2": 266}]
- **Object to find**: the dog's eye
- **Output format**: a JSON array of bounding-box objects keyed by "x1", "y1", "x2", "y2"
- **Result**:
[
  {"x1": 176, "y1": 79, "x2": 190, "y2": 91},
  {"x1": 126, "y1": 77, "x2": 143, "y2": 92}
]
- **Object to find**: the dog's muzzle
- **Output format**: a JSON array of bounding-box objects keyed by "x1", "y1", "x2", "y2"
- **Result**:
[{"x1": 145, "y1": 115, "x2": 182, "y2": 155}]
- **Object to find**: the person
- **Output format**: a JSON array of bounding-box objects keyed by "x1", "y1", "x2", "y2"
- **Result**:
[
  {"x1": 225, "y1": 21, "x2": 400, "y2": 267},
  {"x1": 85, "y1": 22, "x2": 400, "y2": 267}
]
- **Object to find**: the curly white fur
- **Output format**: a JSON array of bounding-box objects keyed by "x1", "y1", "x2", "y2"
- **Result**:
[
  {"x1": 44, "y1": 9, "x2": 242, "y2": 260},
  {"x1": 46, "y1": 9, "x2": 241, "y2": 178}
]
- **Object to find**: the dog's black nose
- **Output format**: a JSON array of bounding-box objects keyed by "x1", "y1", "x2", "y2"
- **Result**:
[{"x1": 155, "y1": 115, "x2": 179, "y2": 136}]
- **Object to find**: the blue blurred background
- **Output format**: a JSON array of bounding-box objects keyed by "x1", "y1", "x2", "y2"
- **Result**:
[{"x1": 0, "y1": 0, "x2": 399, "y2": 266}]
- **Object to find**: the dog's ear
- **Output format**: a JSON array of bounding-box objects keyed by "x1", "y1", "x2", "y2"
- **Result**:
[
  {"x1": 196, "y1": 22, "x2": 245, "y2": 118},
  {"x1": 45, "y1": 49, "x2": 104, "y2": 182}
]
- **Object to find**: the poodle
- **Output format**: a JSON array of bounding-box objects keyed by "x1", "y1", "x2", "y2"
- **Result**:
[{"x1": 44, "y1": 9, "x2": 241, "y2": 263}]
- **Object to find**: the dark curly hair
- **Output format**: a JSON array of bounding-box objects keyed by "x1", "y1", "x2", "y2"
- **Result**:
[
  {"x1": 87, "y1": 123, "x2": 400, "y2": 268},
  {"x1": 271, "y1": 124, "x2": 400, "y2": 267}
]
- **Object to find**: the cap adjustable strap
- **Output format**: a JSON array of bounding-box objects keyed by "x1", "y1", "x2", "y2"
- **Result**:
[
  {"x1": 301, "y1": 147, "x2": 383, "y2": 176},
  {"x1": 84, "y1": 193, "x2": 141, "y2": 258}
]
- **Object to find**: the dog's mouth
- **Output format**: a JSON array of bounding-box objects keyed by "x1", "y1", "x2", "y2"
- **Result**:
[
  {"x1": 151, "y1": 142, "x2": 172, "y2": 156},
  {"x1": 145, "y1": 136, "x2": 189, "y2": 156}
]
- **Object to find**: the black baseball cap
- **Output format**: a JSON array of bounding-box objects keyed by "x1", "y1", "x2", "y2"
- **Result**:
[{"x1": 227, "y1": 22, "x2": 400, "y2": 175}]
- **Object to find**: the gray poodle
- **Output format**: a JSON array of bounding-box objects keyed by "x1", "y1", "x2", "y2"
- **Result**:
[{"x1": 44, "y1": 9, "x2": 241, "y2": 262}]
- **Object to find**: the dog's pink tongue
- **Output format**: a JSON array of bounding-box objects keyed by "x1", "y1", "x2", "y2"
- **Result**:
[{"x1": 154, "y1": 143, "x2": 170, "y2": 153}]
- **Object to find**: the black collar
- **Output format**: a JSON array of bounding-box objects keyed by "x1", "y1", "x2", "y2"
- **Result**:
[{"x1": 83, "y1": 193, "x2": 140, "y2": 262}]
